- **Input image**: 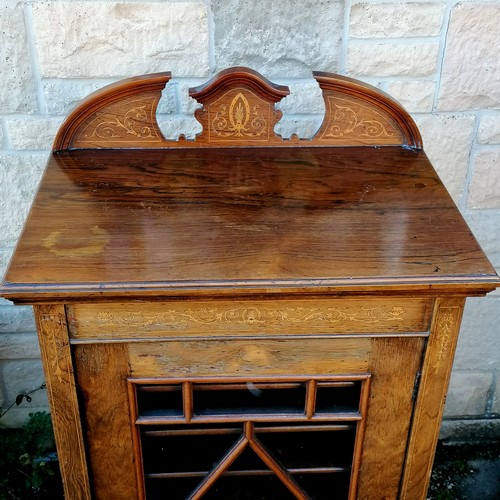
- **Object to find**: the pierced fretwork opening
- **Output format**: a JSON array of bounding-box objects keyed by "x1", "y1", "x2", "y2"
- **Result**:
[{"x1": 129, "y1": 375, "x2": 370, "y2": 499}]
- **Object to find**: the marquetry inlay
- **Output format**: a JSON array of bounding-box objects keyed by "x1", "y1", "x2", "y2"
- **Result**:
[
  {"x1": 79, "y1": 97, "x2": 164, "y2": 145},
  {"x1": 202, "y1": 88, "x2": 273, "y2": 142},
  {"x1": 94, "y1": 305, "x2": 407, "y2": 328},
  {"x1": 211, "y1": 91, "x2": 269, "y2": 139},
  {"x1": 318, "y1": 96, "x2": 401, "y2": 144},
  {"x1": 436, "y1": 309, "x2": 458, "y2": 361}
]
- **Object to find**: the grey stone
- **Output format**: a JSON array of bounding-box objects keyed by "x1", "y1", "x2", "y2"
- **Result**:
[
  {"x1": 438, "y1": 4, "x2": 500, "y2": 110},
  {"x1": 444, "y1": 371, "x2": 492, "y2": 417},
  {"x1": 468, "y1": 151, "x2": 500, "y2": 209},
  {"x1": 478, "y1": 115, "x2": 500, "y2": 144},
  {"x1": 212, "y1": 0, "x2": 344, "y2": 77},
  {"x1": 0, "y1": 3, "x2": 37, "y2": 113},
  {"x1": 492, "y1": 377, "x2": 500, "y2": 414},
  {"x1": 413, "y1": 114, "x2": 475, "y2": 203},
  {"x1": 6, "y1": 117, "x2": 63, "y2": 151},
  {"x1": 0, "y1": 154, "x2": 46, "y2": 243},
  {"x1": 454, "y1": 297, "x2": 500, "y2": 371},
  {"x1": 275, "y1": 81, "x2": 325, "y2": 116},
  {"x1": 157, "y1": 114, "x2": 202, "y2": 140},
  {"x1": 0, "y1": 248, "x2": 13, "y2": 279},
  {"x1": 0, "y1": 303, "x2": 36, "y2": 334},
  {"x1": 0, "y1": 359, "x2": 46, "y2": 404},
  {"x1": 387, "y1": 80, "x2": 435, "y2": 113},
  {"x1": 458, "y1": 457, "x2": 500, "y2": 500},
  {"x1": 33, "y1": 2, "x2": 210, "y2": 78},
  {"x1": 0, "y1": 333, "x2": 40, "y2": 359},
  {"x1": 350, "y1": 2, "x2": 444, "y2": 38},
  {"x1": 158, "y1": 81, "x2": 180, "y2": 115},
  {"x1": 42, "y1": 79, "x2": 110, "y2": 115},
  {"x1": 347, "y1": 41, "x2": 439, "y2": 77},
  {"x1": 440, "y1": 418, "x2": 500, "y2": 444},
  {"x1": 176, "y1": 79, "x2": 205, "y2": 114},
  {"x1": 274, "y1": 116, "x2": 323, "y2": 140},
  {"x1": 465, "y1": 211, "x2": 500, "y2": 271}
]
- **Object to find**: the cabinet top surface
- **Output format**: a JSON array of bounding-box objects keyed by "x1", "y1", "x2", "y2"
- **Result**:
[{"x1": 3, "y1": 146, "x2": 498, "y2": 301}]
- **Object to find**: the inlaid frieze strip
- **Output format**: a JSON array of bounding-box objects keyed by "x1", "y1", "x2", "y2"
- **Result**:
[{"x1": 95, "y1": 305, "x2": 406, "y2": 328}]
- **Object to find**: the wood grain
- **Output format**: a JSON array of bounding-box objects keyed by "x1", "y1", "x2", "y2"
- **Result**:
[
  {"x1": 313, "y1": 71, "x2": 422, "y2": 148},
  {"x1": 34, "y1": 305, "x2": 91, "y2": 500},
  {"x1": 67, "y1": 297, "x2": 432, "y2": 340},
  {"x1": 3, "y1": 147, "x2": 498, "y2": 303},
  {"x1": 52, "y1": 68, "x2": 423, "y2": 150},
  {"x1": 128, "y1": 338, "x2": 371, "y2": 378},
  {"x1": 400, "y1": 297, "x2": 466, "y2": 499},
  {"x1": 357, "y1": 337, "x2": 425, "y2": 499},
  {"x1": 53, "y1": 73, "x2": 170, "y2": 150},
  {"x1": 73, "y1": 343, "x2": 138, "y2": 499},
  {"x1": 188, "y1": 67, "x2": 290, "y2": 147}
]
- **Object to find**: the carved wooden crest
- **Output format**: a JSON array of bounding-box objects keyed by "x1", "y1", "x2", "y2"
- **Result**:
[
  {"x1": 312, "y1": 72, "x2": 421, "y2": 148},
  {"x1": 188, "y1": 67, "x2": 290, "y2": 146},
  {"x1": 54, "y1": 73, "x2": 171, "y2": 150},
  {"x1": 53, "y1": 67, "x2": 422, "y2": 151}
]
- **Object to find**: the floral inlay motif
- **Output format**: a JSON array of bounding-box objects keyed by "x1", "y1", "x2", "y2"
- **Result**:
[
  {"x1": 211, "y1": 92, "x2": 268, "y2": 138},
  {"x1": 87, "y1": 105, "x2": 157, "y2": 140},
  {"x1": 437, "y1": 311, "x2": 455, "y2": 361},
  {"x1": 326, "y1": 103, "x2": 395, "y2": 139},
  {"x1": 95, "y1": 305, "x2": 406, "y2": 328},
  {"x1": 40, "y1": 313, "x2": 67, "y2": 384}
]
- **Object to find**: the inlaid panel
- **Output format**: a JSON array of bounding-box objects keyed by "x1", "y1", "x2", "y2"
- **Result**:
[{"x1": 68, "y1": 298, "x2": 433, "y2": 340}]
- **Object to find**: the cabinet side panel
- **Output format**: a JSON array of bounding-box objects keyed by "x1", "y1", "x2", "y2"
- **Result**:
[
  {"x1": 357, "y1": 337, "x2": 425, "y2": 499},
  {"x1": 73, "y1": 343, "x2": 138, "y2": 499},
  {"x1": 34, "y1": 305, "x2": 91, "y2": 500},
  {"x1": 400, "y1": 297, "x2": 465, "y2": 500}
]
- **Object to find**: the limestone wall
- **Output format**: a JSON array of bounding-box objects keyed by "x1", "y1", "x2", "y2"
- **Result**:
[{"x1": 1, "y1": 0, "x2": 499, "y2": 432}]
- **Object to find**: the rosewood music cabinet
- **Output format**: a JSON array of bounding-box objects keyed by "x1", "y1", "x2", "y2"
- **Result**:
[{"x1": 1, "y1": 67, "x2": 499, "y2": 500}]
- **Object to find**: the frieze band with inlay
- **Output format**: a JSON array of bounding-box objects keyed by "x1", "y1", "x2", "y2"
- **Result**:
[{"x1": 95, "y1": 305, "x2": 406, "y2": 328}]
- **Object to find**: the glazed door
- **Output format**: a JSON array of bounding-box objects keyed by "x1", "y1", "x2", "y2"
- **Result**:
[{"x1": 73, "y1": 335, "x2": 424, "y2": 499}]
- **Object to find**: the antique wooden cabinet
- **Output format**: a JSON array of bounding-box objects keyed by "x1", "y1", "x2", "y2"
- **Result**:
[{"x1": 1, "y1": 68, "x2": 499, "y2": 499}]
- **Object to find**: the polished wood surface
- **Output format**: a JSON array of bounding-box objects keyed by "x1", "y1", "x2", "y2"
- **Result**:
[{"x1": 2, "y1": 147, "x2": 497, "y2": 302}]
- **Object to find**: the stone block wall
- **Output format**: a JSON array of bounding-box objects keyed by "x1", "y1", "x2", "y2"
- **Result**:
[{"x1": 0, "y1": 0, "x2": 499, "y2": 434}]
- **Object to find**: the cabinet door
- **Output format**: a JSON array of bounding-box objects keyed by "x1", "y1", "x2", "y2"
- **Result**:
[{"x1": 74, "y1": 336, "x2": 424, "y2": 499}]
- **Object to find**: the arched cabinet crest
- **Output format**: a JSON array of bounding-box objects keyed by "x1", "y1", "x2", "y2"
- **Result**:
[{"x1": 53, "y1": 67, "x2": 422, "y2": 151}]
